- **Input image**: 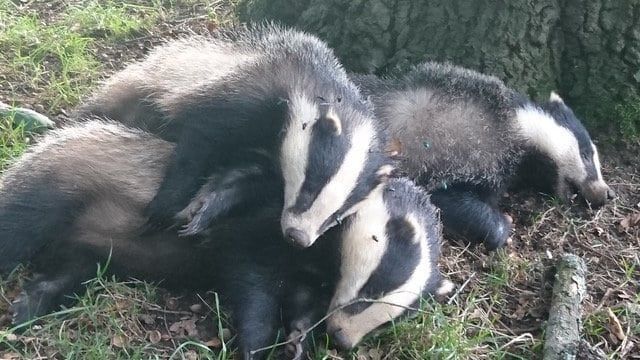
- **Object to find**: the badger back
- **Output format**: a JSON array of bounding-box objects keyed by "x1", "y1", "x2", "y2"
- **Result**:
[
  {"x1": 353, "y1": 62, "x2": 526, "y2": 192},
  {"x1": 0, "y1": 121, "x2": 172, "y2": 273},
  {"x1": 325, "y1": 177, "x2": 452, "y2": 350}
]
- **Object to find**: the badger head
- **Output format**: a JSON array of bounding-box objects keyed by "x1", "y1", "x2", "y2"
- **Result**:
[
  {"x1": 324, "y1": 178, "x2": 453, "y2": 350},
  {"x1": 279, "y1": 94, "x2": 393, "y2": 248},
  {"x1": 517, "y1": 92, "x2": 614, "y2": 207}
]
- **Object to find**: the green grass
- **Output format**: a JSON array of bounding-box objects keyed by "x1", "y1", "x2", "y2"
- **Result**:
[
  {"x1": 0, "y1": 0, "x2": 181, "y2": 112},
  {"x1": 0, "y1": 115, "x2": 29, "y2": 171}
]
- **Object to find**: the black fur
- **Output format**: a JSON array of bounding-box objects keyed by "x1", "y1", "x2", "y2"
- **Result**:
[{"x1": 0, "y1": 122, "x2": 445, "y2": 358}]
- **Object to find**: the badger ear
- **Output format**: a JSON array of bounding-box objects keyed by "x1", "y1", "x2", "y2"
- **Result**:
[
  {"x1": 385, "y1": 138, "x2": 403, "y2": 158},
  {"x1": 319, "y1": 108, "x2": 342, "y2": 136},
  {"x1": 549, "y1": 91, "x2": 565, "y2": 104}
]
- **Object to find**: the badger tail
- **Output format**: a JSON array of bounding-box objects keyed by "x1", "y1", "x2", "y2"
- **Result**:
[{"x1": 0, "y1": 180, "x2": 82, "y2": 273}]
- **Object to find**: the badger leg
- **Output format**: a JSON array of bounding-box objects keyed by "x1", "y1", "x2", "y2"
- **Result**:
[
  {"x1": 228, "y1": 273, "x2": 283, "y2": 360},
  {"x1": 282, "y1": 284, "x2": 329, "y2": 360},
  {"x1": 178, "y1": 170, "x2": 281, "y2": 237},
  {"x1": 10, "y1": 257, "x2": 95, "y2": 325},
  {"x1": 430, "y1": 187, "x2": 512, "y2": 251}
]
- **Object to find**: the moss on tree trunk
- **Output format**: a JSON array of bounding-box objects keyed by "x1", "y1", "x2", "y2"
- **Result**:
[{"x1": 238, "y1": 0, "x2": 640, "y2": 137}]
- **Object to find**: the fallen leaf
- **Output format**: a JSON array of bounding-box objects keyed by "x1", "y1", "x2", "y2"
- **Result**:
[
  {"x1": 147, "y1": 330, "x2": 162, "y2": 344},
  {"x1": 189, "y1": 303, "x2": 203, "y2": 314},
  {"x1": 607, "y1": 308, "x2": 626, "y2": 342},
  {"x1": 111, "y1": 334, "x2": 129, "y2": 348},
  {"x1": 139, "y1": 314, "x2": 155, "y2": 325},
  {"x1": 368, "y1": 348, "x2": 382, "y2": 360},
  {"x1": 184, "y1": 350, "x2": 198, "y2": 360},
  {"x1": 0, "y1": 352, "x2": 21, "y2": 360},
  {"x1": 166, "y1": 297, "x2": 179, "y2": 310},
  {"x1": 219, "y1": 328, "x2": 232, "y2": 341},
  {"x1": 204, "y1": 337, "x2": 222, "y2": 348},
  {"x1": 619, "y1": 212, "x2": 640, "y2": 231},
  {"x1": 169, "y1": 319, "x2": 198, "y2": 337}
]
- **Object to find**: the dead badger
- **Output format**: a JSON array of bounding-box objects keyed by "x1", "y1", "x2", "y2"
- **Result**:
[
  {"x1": 352, "y1": 62, "x2": 614, "y2": 250},
  {"x1": 0, "y1": 121, "x2": 451, "y2": 358},
  {"x1": 78, "y1": 24, "x2": 391, "y2": 248}
]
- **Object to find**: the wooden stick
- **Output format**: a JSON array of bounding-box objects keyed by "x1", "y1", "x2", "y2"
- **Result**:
[{"x1": 543, "y1": 254, "x2": 587, "y2": 360}]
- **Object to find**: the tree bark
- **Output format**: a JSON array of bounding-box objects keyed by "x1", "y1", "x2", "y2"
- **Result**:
[
  {"x1": 543, "y1": 254, "x2": 587, "y2": 360},
  {"x1": 238, "y1": 0, "x2": 640, "y2": 134}
]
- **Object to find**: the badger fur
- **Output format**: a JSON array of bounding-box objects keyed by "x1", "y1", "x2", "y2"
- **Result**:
[
  {"x1": 351, "y1": 62, "x2": 613, "y2": 250},
  {"x1": 0, "y1": 121, "x2": 450, "y2": 358},
  {"x1": 78, "y1": 24, "x2": 391, "y2": 248}
]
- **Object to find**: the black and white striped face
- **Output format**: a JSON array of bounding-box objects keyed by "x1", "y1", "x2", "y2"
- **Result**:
[
  {"x1": 324, "y1": 179, "x2": 453, "y2": 350},
  {"x1": 517, "y1": 92, "x2": 614, "y2": 207},
  {"x1": 280, "y1": 94, "x2": 392, "y2": 248}
]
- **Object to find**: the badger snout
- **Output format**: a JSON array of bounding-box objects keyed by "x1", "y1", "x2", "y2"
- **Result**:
[
  {"x1": 581, "y1": 181, "x2": 615, "y2": 208},
  {"x1": 284, "y1": 227, "x2": 311, "y2": 248},
  {"x1": 327, "y1": 326, "x2": 355, "y2": 351}
]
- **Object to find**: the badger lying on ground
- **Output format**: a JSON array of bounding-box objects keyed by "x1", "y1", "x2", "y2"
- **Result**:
[
  {"x1": 352, "y1": 62, "x2": 614, "y2": 250},
  {"x1": 78, "y1": 24, "x2": 391, "y2": 249},
  {"x1": 0, "y1": 121, "x2": 451, "y2": 359}
]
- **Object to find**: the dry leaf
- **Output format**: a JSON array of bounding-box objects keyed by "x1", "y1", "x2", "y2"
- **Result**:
[
  {"x1": 189, "y1": 303, "x2": 203, "y2": 314},
  {"x1": 169, "y1": 319, "x2": 198, "y2": 337},
  {"x1": 111, "y1": 334, "x2": 129, "y2": 348},
  {"x1": 219, "y1": 328, "x2": 232, "y2": 341},
  {"x1": 139, "y1": 314, "x2": 155, "y2": 325},
  {"x1": 184, "y1": 350, "x2": 198, "y2": 360},
  {"x1": 619, "y1": 212, "x2": 640, "y2": 231},
  {"x1": 147, "y1": 330, "x2": 162, "y2": 344},
  {"x1": 166, "y1": 297, "x2": 179, "y2": 310},
  {"x1": 0, "y1": 352, "x2": 21, "y2": 360},
  {"x1": 368, "y1": 348, "x2": 382, "y2": 360},
  {"x1": 607, "y1": 308, "x2": 626, "y2": 342},
  {"x1": 204, "y1": 337, "x2": 222, "y2": 348}
]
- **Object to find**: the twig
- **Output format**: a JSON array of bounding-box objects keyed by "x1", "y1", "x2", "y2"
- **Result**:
[{"x1": 447, "y1": 272, "x2": 475, "y2": 305}]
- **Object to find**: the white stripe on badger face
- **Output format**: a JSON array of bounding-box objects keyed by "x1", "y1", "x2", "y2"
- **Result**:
[
  {"x1": 329, "y1": 185, "x2": 389, "y2": 308},
  {"x1": 280, "y1": 94, "x2": 319, "y2": 211},
  {"x1": 591, "y1": 143, "x2": 604, "y2": 182},
  {"x1": 327, "y1": 203, "x2": 432, "y2": 349},
  {"x1": 515, "y1": 106, "x2": 588, "y2": 186},
  {"x1": 281, "y1": 120, "x2": 376, "y2": 245}
]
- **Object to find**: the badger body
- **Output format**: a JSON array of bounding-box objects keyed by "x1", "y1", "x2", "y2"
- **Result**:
[
  {"x1": 79, "y1": 24, "x2": 390, "y2": 248},
  {"x1": 0, "y1": 121, "x2": 449, "y2": 358},
  {"x1": 352, "y1": 62, "x2": 613, "y2": 250}
]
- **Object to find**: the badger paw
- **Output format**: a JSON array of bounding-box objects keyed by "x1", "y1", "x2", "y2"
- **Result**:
[
  {"x1": 284, "y1": 319, "x2": 313, "y2": 360},
  {"x1": 178, "y1": 192, "x2": 229, "y2": 237}
]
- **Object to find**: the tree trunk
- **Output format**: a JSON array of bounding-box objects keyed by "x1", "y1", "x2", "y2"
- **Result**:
[{"x1": 238, "y1": 0, "x2": 640, "y2": 135}]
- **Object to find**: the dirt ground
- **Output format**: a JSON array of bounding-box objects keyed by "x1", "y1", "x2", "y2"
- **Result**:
[{"x1": 0, "y1": 1, "x2": 639, "y2": 358}]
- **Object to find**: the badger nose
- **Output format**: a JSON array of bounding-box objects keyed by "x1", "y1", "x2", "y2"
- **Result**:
[
  {"x1": 606, "y1": 187, "x2": 616, "y2": 200},
  {"x1": 284, "y1": 227, "x2": 311, "y2": 248},
  {"x1": 328, "y1": 328, "x2": 353, "y2": 351}
]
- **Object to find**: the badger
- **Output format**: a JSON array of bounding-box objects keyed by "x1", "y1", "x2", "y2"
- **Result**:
[
  {"x1": 350, "y1": 62, "x2": 614, "y2": 250},
  {"x1": 0, "y1": 121, "x2": 451, "y2": 359},
  {"x1": 77, "y1": 24, "x2": 391, "y2": 248}
]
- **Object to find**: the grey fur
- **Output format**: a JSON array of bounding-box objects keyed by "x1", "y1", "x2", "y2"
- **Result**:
[{"x1": 353, "y1": 62, "x2": 527, "y2": 192}]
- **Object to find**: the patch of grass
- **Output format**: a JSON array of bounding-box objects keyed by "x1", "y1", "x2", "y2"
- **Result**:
[
  {"x1": 65, "y1": 1, "x2": 161, "y2": 41},
  {"x1": 0, "y1": 115, "x2": 29, "y2": 171},
  {"x1": 363, "y1": 291, "x2": 540, "y2": 359},
  {"x1": 0, "y1": 268, "x2": 235, "y2": 360}
]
